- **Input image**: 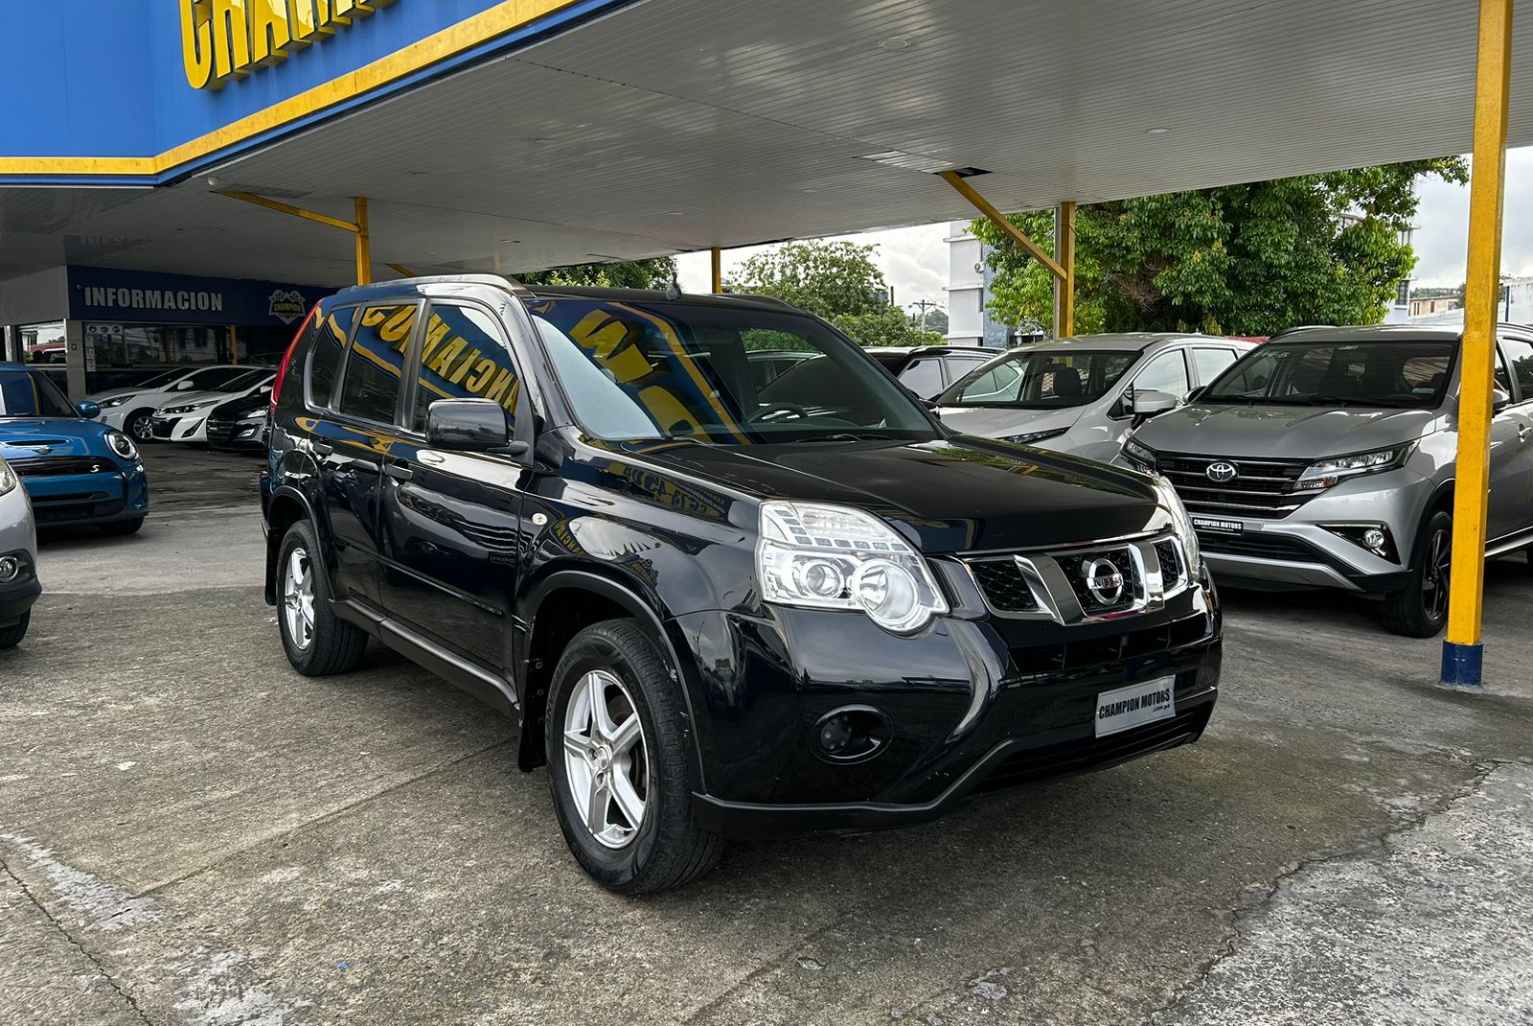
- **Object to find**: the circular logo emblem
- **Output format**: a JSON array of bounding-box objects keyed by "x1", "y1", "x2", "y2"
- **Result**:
[
  {"x1": 1206, "y1": 461, "x2": 1239, "y2": 483},
  {"x1": 1084, "y1": 558, "x2": 1126, "y2": 605}
]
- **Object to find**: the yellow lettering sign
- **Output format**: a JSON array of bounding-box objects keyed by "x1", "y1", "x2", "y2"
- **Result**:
[{"x1": 181, "y1": 0, "x2": 400, "y2": 91}]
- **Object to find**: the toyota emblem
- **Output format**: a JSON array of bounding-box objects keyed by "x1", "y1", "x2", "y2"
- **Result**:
[
  {"x1": 1083, "y1": 558, "x2": 1126, "y2": 605},
  {"x1": 1206, "y1": 461, "x2": 1239, "y2": 483}
]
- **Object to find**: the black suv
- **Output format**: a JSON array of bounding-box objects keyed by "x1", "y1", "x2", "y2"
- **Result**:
[{"x1": 261, "y1": 276, "x2": 1221, "y2": 893}]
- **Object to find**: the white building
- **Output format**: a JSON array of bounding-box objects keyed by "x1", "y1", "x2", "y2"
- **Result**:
[{"x1": 942, "y1": 222, "x2": 1022, "y2": 347}]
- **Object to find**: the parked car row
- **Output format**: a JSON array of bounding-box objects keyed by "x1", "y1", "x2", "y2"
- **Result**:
[{"x1": 924, "y1": 324, "x2": 1533, "y2": 637}]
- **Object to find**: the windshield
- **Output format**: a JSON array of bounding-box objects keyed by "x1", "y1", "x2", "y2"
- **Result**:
[
  {"x1": 1203, "y1": 339, "x2": 1457, "y2": 408},
  {"x1": 217, "y1": 370, "x2": 271, "y2": 392},
  {"x1": 940, "y1": 349, "x2": 1138, "y2": 408},
  {"x1": 0, "y1": 370, "x2": 77, "y2": 419},
  {"x1": 134, "y1": 369, "x2": 186, "y2": 390},
  {"x1": 528, "y1": 298, "x2": 938, "y2": 444}
]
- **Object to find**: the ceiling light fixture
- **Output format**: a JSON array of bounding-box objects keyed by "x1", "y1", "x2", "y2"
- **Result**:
[
  {"x1": 877, "y1": 36, "x2": 912, "y2": 50},
  {"x1": 1146, "y1": 127, "x2": 1171, "y2": 135}
]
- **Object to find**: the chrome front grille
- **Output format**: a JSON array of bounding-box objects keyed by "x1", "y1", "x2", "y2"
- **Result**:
[
  {"x1": 963, "y1": 533, "x2": 1191, "y2": 624},
  {"x1": 1154, "y1": 452, "x2": 1313, "y2": 519}
]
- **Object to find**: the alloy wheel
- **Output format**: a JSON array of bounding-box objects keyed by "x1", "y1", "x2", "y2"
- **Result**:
[
  {"x1": 129, "y1": 414, "x2": 154, "y2": 442},
  {"x1": 1422, "y1": 525, "x2": 1451, "y2": 621},
  {"x1": 282, "y1": 547, "x2": 315, "y2": 651},
  {"x1": 562, "y1": 668, "x2": 648, "y2": 849}
]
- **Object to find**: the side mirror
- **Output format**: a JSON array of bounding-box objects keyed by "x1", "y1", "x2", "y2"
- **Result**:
[
  {"x1": 175, "y1": 380, "x2": 196, "y2": 390},
  {"x1": 76, "y1": 400, "x2": 102, "y2": 419},
  {"x1": 426, "y1": 398, "x2": 528, "y2": 459},
  {"x1": 1185, "y1": 386, "x2": 1207, "y2": 404},
  {"x1": 1494, "y1": 387, "x2": 1512, "y2": 413},
  {"x1": 1132, "y1": 389, "x2": 1181, "y2": 419}
]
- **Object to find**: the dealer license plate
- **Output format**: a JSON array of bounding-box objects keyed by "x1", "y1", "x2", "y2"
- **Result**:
[
  {"x1": 1094, "y1": 676, "x2": 1176, "y2": 738},
  {"x1": 1191, "y1": 516, "x2": 1244, "y2": 535}
]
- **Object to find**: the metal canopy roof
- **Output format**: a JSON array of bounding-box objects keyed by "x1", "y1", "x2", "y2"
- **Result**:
[{"x1": 3, "y1": 0, "x2": 1530, "y2": 289}]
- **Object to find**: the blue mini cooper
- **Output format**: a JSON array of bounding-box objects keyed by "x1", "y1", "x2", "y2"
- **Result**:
[{"x1": 0, "y1": 363, "x2": 150, "y2": 534}]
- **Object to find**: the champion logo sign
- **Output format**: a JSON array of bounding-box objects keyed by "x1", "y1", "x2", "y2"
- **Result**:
[{"x1": 267, "y1": 289, "x2": 307, "y2": 325}]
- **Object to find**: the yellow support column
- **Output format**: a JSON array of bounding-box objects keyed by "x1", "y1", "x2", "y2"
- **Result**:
[
  {"x1": 1053, "y1": 202, "x2": 1077, "y2": 339},
  {"x1": 711, "y1": 247, "x2": 723, "y2": 294},
  {"x1": 1442, "y1": 0, "x2": 1513, "y2": 687},
  {"x1": 354, "y1": 197, "x2": 372, "y2": 285},
  {"x1": 229, "y1": 324, "x2": 239, "y2": 365}
]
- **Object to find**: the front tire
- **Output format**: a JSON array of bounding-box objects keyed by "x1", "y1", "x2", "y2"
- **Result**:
[
  {"x1": 0, "y1": 611, "x2": 29, "y2": 650},
  {"x1": 124, "y1": 409, "x2": 156, "y2": 444},
  {"x1": 1381, "y1": 510, "x2": 1452, "y2": 637},
  {"x1": 276, "y1": 520, "x2": 367, "y2": 675},
  {"x1": 545, "y1": 619, "x2": 723, "y2": 894}
]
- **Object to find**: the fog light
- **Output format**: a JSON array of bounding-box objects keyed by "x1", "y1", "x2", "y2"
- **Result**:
[
  {"x1": 0, "y1": 556, "x2": 19, "y2": 583},
  {"x1": 813, "y1": 706, "x2": 892, "y2": 763},
  {"x1": 1362, "y1": 528, "x2": 1387, "y2": 551}
]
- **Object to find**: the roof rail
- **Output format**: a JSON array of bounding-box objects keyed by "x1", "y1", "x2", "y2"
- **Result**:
[
  {"x1": 335, "y1": 273, "x2": 531, "y2": 298},
  {"x1": 709, "y1": 291, "x2": 800, "y2": 311}
]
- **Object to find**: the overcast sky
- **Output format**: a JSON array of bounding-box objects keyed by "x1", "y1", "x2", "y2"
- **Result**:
[{"x1": 677, "y1": 146, "x2": 1533, "y2": 315}]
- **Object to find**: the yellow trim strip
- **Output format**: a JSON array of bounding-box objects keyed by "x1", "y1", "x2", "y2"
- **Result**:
[{"x1": 0, "y1": 0, "x2": 583, "y2": 178}]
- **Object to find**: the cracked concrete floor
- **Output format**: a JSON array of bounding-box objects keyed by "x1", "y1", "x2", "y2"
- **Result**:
[{"x1": 1, "y1": 446, "x2": 1531, "y2": 1026}]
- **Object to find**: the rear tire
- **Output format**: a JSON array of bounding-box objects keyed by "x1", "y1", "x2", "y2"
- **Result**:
[
  {"x1": 0, "y1": 611, "x2": 29, "y2": 650},
  {"x1": 545, "y1": 618, "x2": 723, "y2": 894},
  {"x1": 99, "y1": 517, "x2": 144, "y2": 537},
  {"x1": 1381, "y1": 510, "x2": 1452, "y2": 637},
  {"x1": 276, "y1": 520, "x2": 367, "y2": 675}
]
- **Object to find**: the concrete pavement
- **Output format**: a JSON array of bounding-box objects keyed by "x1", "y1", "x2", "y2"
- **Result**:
[{"x1": 1, "y1": 445, "x2": 1530, "y2": 1026}]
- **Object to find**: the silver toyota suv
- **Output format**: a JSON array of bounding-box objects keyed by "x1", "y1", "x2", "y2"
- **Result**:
[{"x1": 1120, "y1": 325, "x2": 1533, "y2": 636}]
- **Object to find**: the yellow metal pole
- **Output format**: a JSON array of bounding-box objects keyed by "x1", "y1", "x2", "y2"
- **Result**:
[
  {"x1": 1053, "y1": 201, "x2": 1077, "y2": 339},
  {"x1": 710, "y1": 247, "x2": 723, "y2": 294},
  {"x1": 938, "y1": 170, "x2": 1066, "y2": 281},
  {"x1": 354, "y1": 197, "x2": 372, "y2": 285},
  {"x1": 1442, "y1": 0, "x2": 1513, "y2": 688},
  {"x1": 229, "y1": 324, "x2": 239, "y2": 365},
  {"x1": 385, "y1": 263, "x2": 418, "y2": 279},
  {"x1": 217, "y1": 190, "x2": 359, "y2": 233}
]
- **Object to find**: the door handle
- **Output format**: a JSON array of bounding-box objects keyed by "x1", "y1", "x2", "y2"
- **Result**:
[
  {"x1": 312, "y1": 440, "x2": 334, "y2": 456},
  {"x1": 383, "y1": 462, "x2": 413, "y2": 481},
  {"x1": 1519, "y1": 423, "x2": 1530, "y2": 443}
]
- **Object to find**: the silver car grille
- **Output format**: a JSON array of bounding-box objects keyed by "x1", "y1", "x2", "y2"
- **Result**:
[
  {"x1": 963, "y1": 534, "x2": 1190, "y2": 624},
  {"x1": 1153, "y1": 452, "x2": 1314, "y2": 519}
]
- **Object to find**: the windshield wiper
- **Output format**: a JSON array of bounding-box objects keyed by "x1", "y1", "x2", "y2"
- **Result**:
[{"x1": 796, "y1": 432, "x2": 902, "y2": 443}]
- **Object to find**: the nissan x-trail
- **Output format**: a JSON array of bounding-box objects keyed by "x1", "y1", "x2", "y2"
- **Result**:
[{"x1": 261, "y1": 276, "x2": 1221, "y2": 892}]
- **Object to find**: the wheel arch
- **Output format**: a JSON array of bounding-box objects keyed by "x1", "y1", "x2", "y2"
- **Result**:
[
  {"x1": 517, "y1": 568, "x2": 706, "y2": 787},
  {"x1": 263, "y1": 485, "x2": 332, "y2": 605}
]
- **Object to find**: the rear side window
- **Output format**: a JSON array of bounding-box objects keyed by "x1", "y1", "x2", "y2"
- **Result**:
[
  {"x1": 898, "y1": 357, "x2": 945, "y2": 398},
  {"x1": 307, "y1": 308, "x2": 350, "y2": 408},
  {"x1": 1192, "y1": 347, "x2": 1238, "y2": 385},
  {"x1": 409, "y1": 303, "x2": 521, "y2": 434},
  {"x1": 339, "y1": 303, "x2": 418, "y2": 424},
  {"x1": 1501, "y1": 338, "x2": 1533, "y2": 401}
]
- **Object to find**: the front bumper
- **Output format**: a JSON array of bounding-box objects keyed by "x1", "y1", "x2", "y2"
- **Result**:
[
  {"x1": 21, "y1": 464, "x2": 150, "y2": 528},
  {"x1": 1191, "y1": 469, "x2": 1425, "y2": 595},
  {"x1": 676, "y1": 568, "x2": 1221, "y2": 839},
  {"x1": 151, "y1": 413, "x2": 209, "y2": 442}
]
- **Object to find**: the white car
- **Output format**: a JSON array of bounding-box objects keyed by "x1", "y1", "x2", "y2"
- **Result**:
[
  {"x1": 92, "y1": 364, "x2": 252, "y2": 444},
  {"x1": 149, "y1": 370, "x2": 275, "y2": 443},
  {"x1": 0, "y1": 457, "x2": 39, "y2": 649},
  {"x1": 935, "y1": 333, "x2": 1257, "y2": 462}
]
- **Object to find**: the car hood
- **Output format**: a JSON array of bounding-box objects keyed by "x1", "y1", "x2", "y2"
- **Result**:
[
  {"x1": 0, "y1": 418, "x2": 117, "y2": 461},
  {"x1": 934, "y1": 405, "x2": 1081, "y2": 439},
  {"x1": 1133, "y1": 403, "x2": 1437, "y2": 459},
  {"x1": 616, "y1": 435, "x2": 1166, "y2": 553}
]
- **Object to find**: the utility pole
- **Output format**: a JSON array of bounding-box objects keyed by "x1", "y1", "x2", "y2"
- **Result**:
[{"x1": 909, "y1": 299, "x2": 942, "y2": 330}]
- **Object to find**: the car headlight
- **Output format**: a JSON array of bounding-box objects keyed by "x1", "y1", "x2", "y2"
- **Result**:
[
  {"x1": 164, "y1": 399, "x2": 219, "y2": 415},
  {"x1": 100, "y1": 395, "x2": 132, "y2": 409},
  {"x1": 1003, "y1": 427, "x2": 1069, "y2": 446},
  {"x1": 1155, "y1": 478, "x2": 1201, "y2": 571},
  {"x1": 757, "y1": 501, "x2": 948, "y2": 633},
  {"x1": 0, "y1": 460, "x2": 15, "y2": 497},
  {"x1": 104, "y1": 430, "x2": 139, "y2": 461},
  {"x1": 1123, "y1": 437, "x2": 1158, "y2": 473},
  {"x1": 1296, "y1": 444, "x2": 1416, "y2": 490}
]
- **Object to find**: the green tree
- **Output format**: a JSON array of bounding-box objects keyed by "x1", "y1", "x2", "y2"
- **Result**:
[
  {"x1": 728, "y1": 240, "x2": 942, "y2": 346},
  {"x1": 973, "y1": 158, "x2": 1468, "y2": 337},
  {"x1": 519, "y1": 256, "x2": 677, "y2": 290}
]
